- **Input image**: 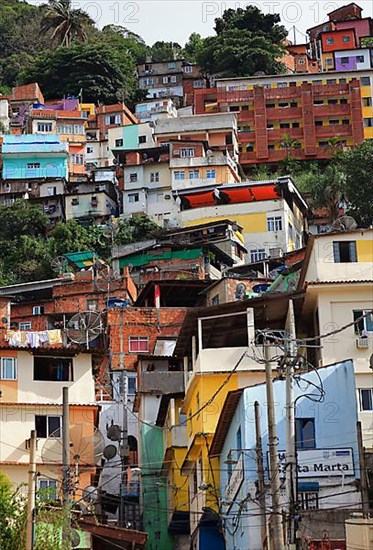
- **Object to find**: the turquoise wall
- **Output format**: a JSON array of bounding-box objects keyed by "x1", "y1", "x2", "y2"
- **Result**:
[
  {"x1": 122, "y1": 125, "x2": 139, "y2": 150},
  {"x1": 3, "y1": 155, "x2": 68, "y2": 179},
  {"x1": 141, "y1": 424, "x2": 174, "y2": 550}
]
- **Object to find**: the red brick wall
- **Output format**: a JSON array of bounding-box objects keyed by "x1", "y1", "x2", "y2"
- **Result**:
[{"x1": 107, "y1": 307, "x2": 187, "y2": 370}]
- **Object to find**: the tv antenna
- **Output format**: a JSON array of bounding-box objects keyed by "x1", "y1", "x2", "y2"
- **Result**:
[
  {"x1": 330, "y1": 215, "x2": 357, "y2": 232},
  {"x1": 41, "y1": 424, "x2": 104, "y2": 496},
  {"x1": 51, "y1": 256, "x2": 73, "y2": 275},
  {"x1": 66, "y1": 311, "x2": 103, "y2": 349}
]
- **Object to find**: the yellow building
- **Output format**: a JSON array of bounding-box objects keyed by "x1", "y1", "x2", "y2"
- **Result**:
[
  {"x1": 173, "y1": 294, "x2": 300, "y2": 543},
  {"x1": 298, "y1": 228, "x2": 373, "y2": 450}
]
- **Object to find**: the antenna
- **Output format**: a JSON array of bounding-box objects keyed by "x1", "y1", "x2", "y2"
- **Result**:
[
  {"x1": 66, "y1": 311, "x2": 103, "y2": 349},
  {"x1": 235, "y1": 283, "x2": 247, "y2": 301},
  {"x1": 330, "y1": 215, "x2": 357, "y2": 232},
  {"x1": 41, "y1": 424, "x2": 104, "y2": 496},
  {"x1": 51, "y1": 256, "x2": 73, "y2": 275}
]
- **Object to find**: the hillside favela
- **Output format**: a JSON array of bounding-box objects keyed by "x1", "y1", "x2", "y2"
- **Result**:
[{"x1": 0, "y1": 1, "x2": 373, "y2": 549}]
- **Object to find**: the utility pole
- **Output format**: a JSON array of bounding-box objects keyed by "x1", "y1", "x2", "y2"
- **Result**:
[
  {"x1": 119, "y1": 374, "x2": 130, "y2": 527},
  {"x1": 26, "y1": 430, "x2": 37, "y2": 550},
  {"x1": 62, "y1": 386, "x2": 71, "y2": 549},
  {"x1": 254, "y1": 401, "x2": 268, "y2": 548},
  {"x1": 357, "y1": 421, "x2": 369, "y2": 517},
  {"x1": 264, "y1": 340, "x2": 285, "y2": 550},
  {"x1": 285, "y1": 300, "x2": 297, "y2": 548}
]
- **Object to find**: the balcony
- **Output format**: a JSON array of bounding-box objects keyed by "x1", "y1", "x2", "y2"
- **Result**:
[
  {"x1": 139, "y1": 371, "x2": 184, "y2": 394},
  {"x1": 313, "y1": 103, "x2": 350, "y2": 116},
  {"x1": 312, "y1": 83, "x2": 349, "y2": 96},
  {"x1": 315, "y1": 124, "x2": 352, "y2": 137},
  {"x1": 217, "y1": 90, "x2": 253, "y2": 103},
  {"x1": 267, "y1": 127, "x2": 304, "y2": 141},
  {"x1": 239, "y1": 131, "x2": 255, "y2": 143},
  {"x1": 239, "y1": 147, "x2": 332, "y2": 164},
  {"x1": 266, "y1": 107, "x2": 303, "y2": 120},
  {"x1": 238, "y1": 110, "x2": 254, "y2": 123}
]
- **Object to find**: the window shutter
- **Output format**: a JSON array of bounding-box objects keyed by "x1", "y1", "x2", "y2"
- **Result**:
[
  {"x1": 333, "y1": 242, "x2": 340, "y2": 263},
  {"x1": 349, "y1": 241, "x2": 357, "y2": 262}
]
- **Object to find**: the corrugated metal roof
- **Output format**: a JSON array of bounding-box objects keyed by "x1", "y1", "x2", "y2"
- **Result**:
[{"x1": 307, "y1": 279, "x2": 373, "y2": 285}]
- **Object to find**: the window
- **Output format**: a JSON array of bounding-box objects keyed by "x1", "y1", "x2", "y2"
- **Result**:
[
  {"x1": 86, "y1": 146, "x2": 93, "y2": 154},
  {"x1": 211, "y1": 294, "x2": 220, "y2": 306},
  {"x1": 180, "y1": 148, "x2": 195, "y2": 158},
  {"x1": 184, "y1": 65, "x2": 193, "y2": 73},
  {"x1": 129, "y1": 173, "x2": 138, "y2": 182},
  {"x1": 115, "y1": 139, "x2": 123, "y2": 147},
  {"x1": 326, "y1": 79, "x2": 336, "y2": 85},
  {"x1": 139, "y1": 135, "x2": 147, "y2": 144},
  {"x1": 357, "y1": 55, "x2": 365, "y2": 63},
  {"x1": 193, "y1": 80, "x2": 204, "y2": 89},
  {"x1": 150, "y1": 172, "x2": 159, "y2": 183},
  {"x1": 162, "y1": 76, "x2": 169, "y2": 84},
  {"x1": 35, "y1": 415, "x2": 62, "y2": 438},
  {"x1": 27, "y1": 163, "x2": 40, "y2": 169},
  {"x1": 277, "y1": 82, "x2": 287, "y2": 88},
  {"x1": 358, "y1": 389, "x2": 373, "y2": 411},
  {"x1": 314, "y1": 99, "x2": 324, "y2": 105},
  {"x1": 236, "y1": 426, "x2": 242, "y2": 450},
  {"x1": 315, "y1": 120, "x2": 323, "y2": 127},
  {"x1": 229, "y1": 105, "x2": 240, "y2": 112},
  {"x1": 339, "y1": 78, "x2": 347, "y2": 84},
  {"x1": 363, "y1": 98, "x2": 372, "y2": 107},
  {"x1": 292, "y1": 122, "x2": 300, "y2": 128},
  {"x1": 87, "y1": 299, "x2": 98, "y2": 311},
  {"x1": 326, "y1": 37, "x2": 334, "y2": 45},
  {"x1": 127, "y1": 377, "x2": 137, "y2": 395},
  {"x1": 266, "y1": 103, "x2": 275, "y2": 109},
  {"x1": 106, "y1": 115, "x2": 120, "y2": 125},
  {"x1": 342, "y1": 119, "x2": 349, "y2": 125},
  {"x1": 206, "y1": 169, "x2": 216, "y2": 179},
  {"x1": 353, "y1": 310, "x2": 373, "y2": 335},
  {"x1": 128, "y1": 193, "x2": 139, "y2": 203},
  {"x1": 19, "y1": 322, "x2": 32, "y2": 331},
  {"x1": 33, "y1": 306, "x2": 44, "y2": 315},
  {"x1": 267, "y1": 216, "x2": 283, "y2": 232},
  {"x1": 34, "y1": 356, "x2": 73, "y2": 382},
  {"x1": 361, "y1": 77, "x2": 371, "y2": 86},
  {"x1": 250, "y1": 249, "x2": 266, "y2": 263},
  {"x1": 0, "y1": 357, "x2": 17, "y2": 380},
  {"x1": 340, "y1": 98, "x2": 348, "y2": 104},
  {"x1": 129, "y1": 336, "x2": 149, "y2": 353},
  {"x1": 364, "y1": 118, "x2": 373, "y2": 128},
  {"x1": 340, "y1": 57, "x2": 349, "y2": 65},
  {"x1": 333, "y1": 241, "x2": 357, "y2": 263},
  {"x1": 71, "y1": 154, "x2": 83, "y2": 165},
  {"x1": 142, "y1": 78, "x2": 153, "y2": 86},
  {"x1": 38, "y1": 479, "x2": 57, "y2": 501},
  {"x1": 174, "y1": 170, "x2": 185, "y2": 180},
  {"x1": 280, "y1": 123, "x2": 290, "y2": 129},
  {"x1": 328, "y1": 99, "x2": 338, "y2": 105},
  {"x1": 37, "y1": 122, "x2": 52, "y2": 132},
  {"x1": 188, "y1": 169, "x2": 199, "y2": 179},
  {"x1": 268, "y1": 144, "x2": 275, "y2": 151},
  {"x1": 279, "y1": 102, "x2": 289, "y2": 108},
  {"x1": 168, "y1": 62, "x2": 176, "y2": 69},
  {"x1": 342, "y1": 35, "x2": 350, "y2": 43},
  {"x1": 288, "y1": 223, "x2": 294, "y2": 241},
  {"x1": 47, "y1": 186, "x2": 57, "y2": 196},
  {"x1": 170, "y1": 75, "x2": 177, "y2": 83},
  {"x1": 296, "y1": 418, "x2": 315, "y2": 449},
  {"x1": 299, "y1": 491, "x2": 319, "y2": 510},
  {"x1": 329, "y1": 119, "x2": 339, "y2": 125}
]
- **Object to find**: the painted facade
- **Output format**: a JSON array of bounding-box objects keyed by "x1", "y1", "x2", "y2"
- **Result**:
[
  {"x1": 215, "y1": 360, "x2": 361, "y2": 549},
  {"x1": 2, "y1": 134, "x2": 68, "y2": 180},
  {"x1": 299, "y1": 229, "x2": 373, "y2": 449}
]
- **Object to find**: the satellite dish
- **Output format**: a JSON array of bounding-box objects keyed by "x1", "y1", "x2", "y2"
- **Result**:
[
  {"x1": 206, "y1": 149, "x2": 213, "y2": 157},
  {"x1": 331, "y1": 215, "x2": 357, "y2": 232},
  {"x1": 66, "y1": 311, "x2": 103, "y2": 348},
  {"x1": 41, "y1": 425, "x2": 104, "y2": 494},
  {"x1": 82, "y1": 485, "x2": 99, "y2": 503},
  {"x1": 71, "y1": 530, "x2": 81, "y2": 548},
  {"x1": 235, "y1": 283, "x2": 247, "y2": 301},
  {"x1": 51, "y1": 256, "x2": 72, "y2": 275},
  {"x1": 103, "y1": 444, "x2": 118, "y2": 460}
]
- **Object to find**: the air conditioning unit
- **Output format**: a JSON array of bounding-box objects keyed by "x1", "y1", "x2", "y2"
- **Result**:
[{"x1": 356, "y1": 337, "x2": 369, "y2": 349}]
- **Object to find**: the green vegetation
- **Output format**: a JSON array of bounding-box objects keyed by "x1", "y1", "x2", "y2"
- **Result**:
[
  {"x1": 0, "y1": 201, "x2": 160, "y2": 285},
  {"x1": 193, "y1": 6, "x2": 287, "y2": 77},
  {"x1": 41, "y1": 0, "x2": 94, "y2": 47}
]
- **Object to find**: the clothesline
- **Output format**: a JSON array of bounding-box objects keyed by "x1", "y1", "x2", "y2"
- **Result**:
[{"x1": 5, "y1": 329, "x2": 63, "y2": 348}]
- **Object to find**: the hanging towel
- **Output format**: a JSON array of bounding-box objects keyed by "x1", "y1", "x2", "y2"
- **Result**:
[
  {"x1": 39, "y1": 331, "x2": 49, "y2": 344},
  {"x1": 48, "y1": 329, "x2": 62, "y2": 345}
]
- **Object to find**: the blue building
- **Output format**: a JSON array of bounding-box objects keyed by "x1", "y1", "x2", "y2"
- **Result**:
[
  {"x1": 211, "y1": 360, "x2": 362, "y2": 550},
  {"x1": 2, "y1": 134, "x2": 68, "y2": 180}
]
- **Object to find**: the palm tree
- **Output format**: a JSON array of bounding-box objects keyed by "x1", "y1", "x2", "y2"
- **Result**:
[{"x1": 41, "y1": 0, "x2": 94, "y2": 47}]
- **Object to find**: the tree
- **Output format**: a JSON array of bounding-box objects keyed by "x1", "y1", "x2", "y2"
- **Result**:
[
  {"x1": 21, "y1": 42, "x2": 138, "y2": 104},
  {"x1": 0, "y1": 473, "x2": 26, "y2": 550},
  {"x1": 150, "y1": 41, "x2": 182, "y2": 62},
  {"x1": 100, "y1": 25, "x2": 150, "y2": 64},
  {"x1": 41, "y1": 0, "x2": 94, "y2": 47},
  {"x1": 339, "y1": 140, "x2": 373, "y2": 227},
  {"x1": 49, "y1": 219, "x2": 93, "y2": 257},
  {"x1": 195, "y1": 6, "x2": 287, "y2": 77},
  {"x1": 183, "y1": 33, "x2": 204, "y2": 63}
]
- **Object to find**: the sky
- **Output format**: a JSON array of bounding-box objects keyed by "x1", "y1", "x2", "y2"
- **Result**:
[{"x1": 29, "y1": 1, "x2": 373, "y2": 46}]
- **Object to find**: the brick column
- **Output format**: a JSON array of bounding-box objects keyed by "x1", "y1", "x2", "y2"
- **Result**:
[
  {"x1": 349, "y1": 79, "x2": 365, "y2": 144},
  {"x1": 254, "y1": 86, "x2": 268, "y2": 159},
  {"x1": 301, "y1": 83, "x2": 317, "y2": 156}
]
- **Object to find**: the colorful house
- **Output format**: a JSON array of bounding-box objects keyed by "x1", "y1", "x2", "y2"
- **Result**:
[
  {"x1": 211, "y1": 360, "x2": 361, "y2": 549},
  {"x1": 2, "y1": 134, "x2": 68, "y2": 180}
]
